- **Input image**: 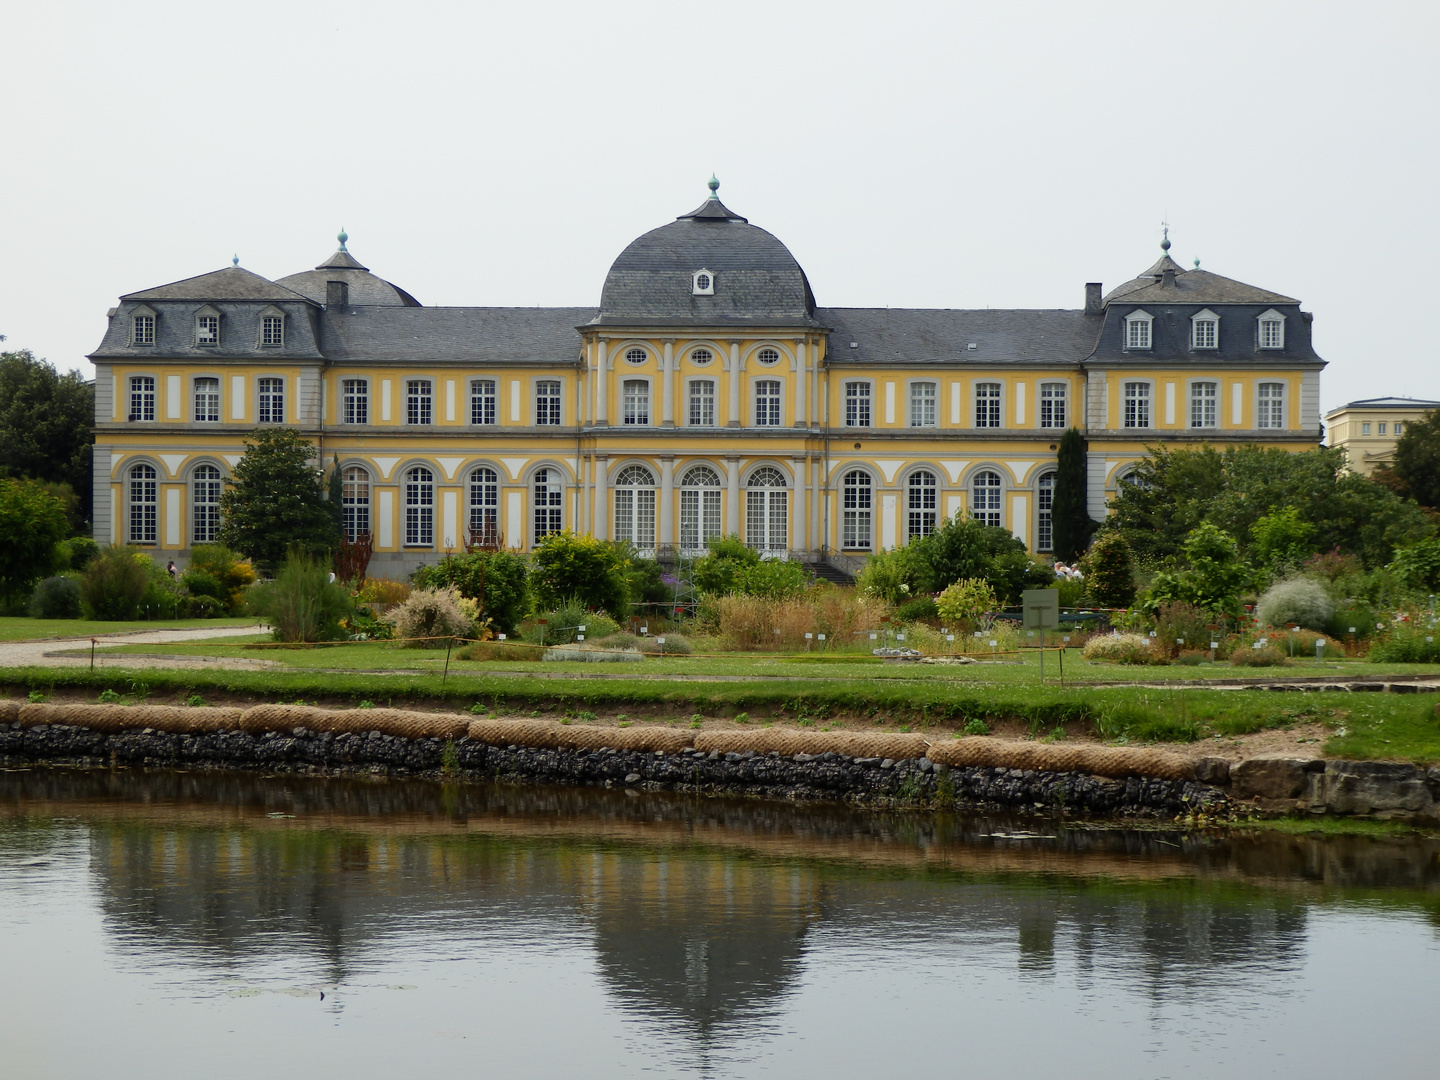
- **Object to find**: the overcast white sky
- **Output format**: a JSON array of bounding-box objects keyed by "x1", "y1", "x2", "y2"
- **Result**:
[{"x1": 3, "y1": 0, "x2": 1436, "y2": 414}]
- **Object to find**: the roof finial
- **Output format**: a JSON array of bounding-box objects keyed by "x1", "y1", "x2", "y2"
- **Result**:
[
  {"x1": 1193, "y1": 256, "x2": 1201, "y2": 269},
  {"x1": 707, "y1": 175, "x2": 720, "y2": 200},
  {"x1": 1160, "y1": 220, "x2": 1171, "y2": 254},
  {"x1": 232, "y1": 253, "x2": 239, "y2": 267},
  {"x1": 338, "y1": 227, "x2": 349, "y2": 252}
]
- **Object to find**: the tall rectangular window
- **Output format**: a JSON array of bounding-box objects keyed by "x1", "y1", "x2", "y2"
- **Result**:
[
  {"x1": 342, "y1": 379, "x2": 369, "y2": 425},
  {"x1": 257, "y1": 377, "x2": 284, "y2": 423},
  {"x1": 342, "y1": 467, "x2": 371, "y2": 541},
  {"x1": 1257, "y1": 383, "x2": 1286, "y2": 429},
  {"x1": 196, "y1": 315, "x2": 219, "y2": 346},
  {"x1": 1123, "y1": 382, "x2": 1151, "y2": 428},
  {"x1": 470, "y1": 379, "x2": 496, "y2": 425},
  {"x1": 909, "y1": 382, "x2": 936, "y2": 427},
  {"x1": 129, "y1": 376, "x2": 155, "y2": 422},
  {"x1": 535, "y1": 380, "x2": 561, "y2": 425},
  {"x1": 755, "y1": 380, "x2": 781, "y2": 426},
  {"x1": 1036, "y1": 472, "x2": 1055, "y2": 553},
  {"x1": 974, "y1": 382, "x2": 1001, "y2": 428},
  {"x1": 406, "y1": 379, "x2": 433, "y2": 425},
  {"x1": 1190, "y1": 382, "x2": 1218, "y2": 428},
  {"x1": 688, "y1": 380, "x2": 716, "y2": 426},
  {"x1": 534, "y1": 467, "x2": 563, "y2": 539},
  {"x1": 844, "y1": 382, "x2": 871, "y2": 427},
  {"x1": 261, "y1": 316, "x2": 285, "y2": 347},
  {"x1": 622, "y1": 379, "x2": 650, "y2": 425},
  {"x1": 1039, "y1": 383, "x2": 1066, "y2": 429},
  {"x1": 193, "y1": 377, "x2": 219, "y2": 422},
  {"x1": 192, "y1": 465, "x2": 222, "y2": 544}
]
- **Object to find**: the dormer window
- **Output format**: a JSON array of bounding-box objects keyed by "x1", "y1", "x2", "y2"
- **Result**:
[
  {"x1": 195, "y1": 305, "x2": 220, "y2": 347},
  {"x1": 259, "y1": 308, "x2": 285, "y2": 348},
  {"x1": 1190, "y1": 309, "x2": 1218, "y2": 350},
  {"x1": 1258, "y1": 310, "x2": 1285, "y2": 349},
  {"x1": 1124, "y1": 310, "x2": 1153, "y2": 350},
  {"x1": 131, "y1": 308, "x2": 156, "y2": 346},
  {"x1": 692, "y1": 269, "x2": 715, "y2": 296}
]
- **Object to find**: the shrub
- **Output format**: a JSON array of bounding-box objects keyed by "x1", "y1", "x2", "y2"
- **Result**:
[
  {"x1": 531, "y1": 530, "x2": 630, "y2": 617},
  {"x1": 355, "y1": 578, "x2": 411, "y2": 607},
  {"x1": 413, "y1": 549, "x2": 530, "y2": 634},
  {"x1": 78, "y1": 546, "x2": 151, "y2": 620},
  {"x1": 1368, "y1": 625, "x2": 1440, "y2": 663},
  {"x1": 29, "y1": 575, "x2": 82, "y2": 619},
  {"x1": 692, "y1": 535, "x2": 761, "y2": 596},
  {"x1": 524, "y1": 600, "x2": 621, "y2": 645},
  {"x1": 907, "y1": 514, "x2": 1054, "y2": 602},
  {"x1": 61, "y1": 536, "x2": 100, "y2": 571},
  {"x1": 1390, "y1": 538, "x2": 1440, "y2": 593},
  {"x1": 185, "y1": 545, "x2": 256, "y2": 612},
  {"x1": 457, "y1": 640, "x2": 546, "y2": 662},
  {"x1": 1254, "y1": 577, "x2": 1334, "y2": 632},
  {"x1": 0, "y1": 478, "x2": 69, "y2": 605},
  {"x1": 936, "y1": 578, "x2": 997, "y2": 629},
  {"x1": 383, "y1": 587, "x2": 475, "y2": 648},
  {"x1": 895, "y1": 596, "x2": 939, "y2": 623},
  {"x1": 1230, "y1": 642, "x2": 1290, "y2": 667},
  {"x1": 1082, "y1": 633, "x2": 1163, "y2": 665},
  {"x1": 856, "y1": 547, "x2": 922, "y2": 604},
  {"x1": 1141, "y1": 523, "x2": 1251, "y2": 618},
  {"x1": 641, "y1": 632, "x2": 692, "y2": 655},
  {"x1": 732, "y1": 558, "x2": 812, "y2": 600},
  {"x1": 1153, "y1": 602, "x2": 1217, "y2": 656},
  {"x1": 1056, "y1": 577, "x2": 1086, "y2": 607},
  {"x1": 246, "y1": 552, "x2": 355, "y2": 643},
  {"x1": 1082, "y1": 531, "x2": 1136, "y2": 608}
]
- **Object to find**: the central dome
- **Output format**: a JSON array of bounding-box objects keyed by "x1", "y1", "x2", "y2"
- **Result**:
[{"x1": 594, "y1": 181, "x2": 817, "y2": 327}]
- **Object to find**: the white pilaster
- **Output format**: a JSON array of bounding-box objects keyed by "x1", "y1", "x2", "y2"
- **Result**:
[
  {"x1": 726, "y1": 457, "x2": 740, "y2": 535},
  {"x1": 727, "y1": 340, "x2": 741, "y2": 426},
  {"x1": 794, "y1": 339, "x2": 807, "y2": 426},
  {"x1": 791, "y1": 457, "x2": 807, "y2": 552},
  {"x1": 659, "y1": 456, "x2": 674, "y2": 549},
  {"x1": 594, "y1": 456, "x2": 609, "y2": 540},
  {"x1": 595, "y1": 339, "x2": 609, "y2": 425},
  {"x1": 661, "y1": 340, "x2": 675, "y2": 426}
]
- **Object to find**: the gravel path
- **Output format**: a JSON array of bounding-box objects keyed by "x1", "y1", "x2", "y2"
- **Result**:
[{"x1": 0, "y1": 626, "x2": 277, "y2": 672}]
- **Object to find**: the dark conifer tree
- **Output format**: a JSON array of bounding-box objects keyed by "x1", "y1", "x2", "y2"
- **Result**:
[{"x1": 1050, "y1": 427, "x2": 1093, "y2": 563}]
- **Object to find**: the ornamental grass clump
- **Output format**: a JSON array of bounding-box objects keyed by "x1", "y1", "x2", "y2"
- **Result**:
[
  {"x1": 384, "y1": 587, "x2": 476, "y2": 648},
  {"x1": 1254, "y1": 576, "x2": 1334, "y2": 632},
  {"x1": 1082, "y1": 633, "x2": 1164, "y2": 665},
  {"x1": 247, "y1": 552, "x2": 355, "y2": 643}
]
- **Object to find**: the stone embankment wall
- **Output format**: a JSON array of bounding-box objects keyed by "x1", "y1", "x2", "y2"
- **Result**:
[{"x1": 2, "y1": 701, "x2": 1436, "y2": 821}]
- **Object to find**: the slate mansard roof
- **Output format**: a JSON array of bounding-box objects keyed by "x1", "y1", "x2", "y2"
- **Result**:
[{"x1": 822, "y1": 309, "x2": 1101, "y2": 365}]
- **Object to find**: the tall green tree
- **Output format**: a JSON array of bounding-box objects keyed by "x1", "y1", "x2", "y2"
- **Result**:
[
  {"x1": 1050, "y1": 427, "x2": 1093, "y2": 563},
  {"x1": 0, "y1": 348, "x2": 94, "y2": 524},
  {"x1": 218, "y1": 428, "x2": 338, "y2": 573},
  {"x1": 1374, "y1": 409, "x2": 1440, "y2": 509},
  {"x1": 0, "y1": 478, "x2": 69, "y2": 605},
  {"x1": 908, "y1": 514, "x2": 1053, "y2": 604},
  {"x1": 529, "y1": 530, "x2": 631, "y2": 617}
]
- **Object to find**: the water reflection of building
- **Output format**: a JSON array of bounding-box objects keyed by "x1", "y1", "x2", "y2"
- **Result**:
[{"x1": 6, "y1": 768, "x2": 1439, "y2": 1054}]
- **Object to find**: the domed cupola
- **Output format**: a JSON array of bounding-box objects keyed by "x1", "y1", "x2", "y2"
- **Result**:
[
  {"x1": 277, "y1": 230, "x2": 422, "y2": 307},
  {"x1": 594, "y1": 178, "x2": 818, "y2": 327}
]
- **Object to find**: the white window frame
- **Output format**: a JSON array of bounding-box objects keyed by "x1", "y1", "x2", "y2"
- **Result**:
[
  {"x1": 1257, "y1": 309, "x2": 1286, "y2": 350},
  {"x1": 621, "y1": 378, "x2": 651, "y2": 426},
  {"x1": 686, "y1": 377, "x2": 717, "y2": 427},
  {"x1": 679, "y1": 465, "x2": 722, "y2": 555},
  {"x1": 844, "y1": 381, "x2": 872, "y2": 427},
  {"x1": 909, "y1": 381, "x2": 937, "y2": 428},
  {"x1": 973, "y1": 381, "x2": 1002, "y2": 429},
  {"x1": 128, "y1": 462, "x2": 157, "y2": 543},
  {"x1": 403, "y1": 465, "x2": 435, "y2": 547},
  {"x1": 1255, "y1": 382, "x2": 1287, "y2": 430},
  {"x1": 192, "y1": 463, "x2": 222, "y2": 544},
  {"x1": 745, "y1": 466, "x2": 789, "y2": 554},
  {"x1": 1122, "y1": 381, "x2": 1152, "y2": 429},
  {"x1": 257, "y1": 377, "x2": 285, "y2": 424},
  {"x1": 1038, "y1": 382, "x2": 1067, "y2": 429},
  {"x1": 623, "y1": 347, "x2": 648, "y2": 366},
  {"x1": 195, "y1": 308, "x2": 220, "y2": 347},
  {"x1": 405, "y1": 379, "x2": 433, "y2": 426},
  {"x1": 1361, "y1": 422, "x2": 1372, "y2": 436},
  {"x1": 906, "y1": 469, "x2": 938, "y2": 542},
  {"x1": 1124, "y1": 310, "x2": 1153, "y2": 350},
  {"x1": 342, "y1": 465, "x2": 371, "y2": 541},
  {"x1": 970, "y1": 469, "x2": 1003, "y2": 528},
  {"x1": 612, "y1": 465, "x2": 657, "y2": 551},
  {"x1": 193, "y1": 376, "x2": 220, "y2": 423},
  {"x1": 1036, "y1": 470, "x2": 1056, "y2": 553},
  {"x1": 260, "y1": 312, "x2": 285, "y2": 348},
  {"x1": 534, "y1": 379, "x2": 562, "y2": 426},
  {"x1": 754, "y1": 347, "x2": 782, "y2": 367},
  {"x1": 1189, "y1": 380, "x2": 1218, "y2": 429},
  {"x1": 128, "y1": 375, "x2": 156, "y2": 422},
  {"x1": 754, "y1": 378, "x2": 782, "y2": 427},
  {"x1": 1191, "y1": 309, "x2": 1218, "y2": 350},
  {"x1": 468, "y1": 465, "x2": 500, "y2": 546},
  {"x1": 533, "y1": 466, "x2": 564, "y2": 542},
  {"x1": 342, "y1": 378, "x2": 369, "y2": 425},
  {"x1": 688, "y1": 347, "x2": 714, "y2": 367},
  {"x1": 469, "y1": 378, "x2": 497, "y2": 426},
  {"x1": 692, "y1": 269, "x2": 715, "y2": 296},
  {"x1": 840, "y1": 469, "x2": 873, "y2": 551},
  {"x1": 131, "y1": 310, "x2": 156, "y2": 346}
]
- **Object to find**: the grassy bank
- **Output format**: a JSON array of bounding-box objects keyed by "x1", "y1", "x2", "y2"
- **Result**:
[{"x1": 4, "y1": 662, "x2": 1438, "y2": 763}]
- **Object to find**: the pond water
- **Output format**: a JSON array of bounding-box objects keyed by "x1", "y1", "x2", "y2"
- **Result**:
[{"x1": 1, "y1": 769, "x2": 1438, "y2": 1079}]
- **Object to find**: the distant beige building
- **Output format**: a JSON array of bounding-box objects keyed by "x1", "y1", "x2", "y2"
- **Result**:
[{"x1": 1324, "y1": 396, "x2": 1440, "y2": 475}]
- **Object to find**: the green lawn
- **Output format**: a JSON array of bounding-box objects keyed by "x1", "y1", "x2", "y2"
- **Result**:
[{"x1": 0, "y1": 617, "x2": 260, "y2": 642}]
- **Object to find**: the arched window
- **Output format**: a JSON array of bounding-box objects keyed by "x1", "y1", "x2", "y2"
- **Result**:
[
  {"x1": 907, "y1": 470, "x2": 938, "y2": 542},
  {"x1": 192, "y1": 464, "x2": 222, "y2": 544},
  {"x1": 342, "y1": 466, "x2": 371, "y2": 541},
  {"x1": 841, "y1": 469, "x2": 872, "y2": 550},
  {"x1": 971, "y1": 470, "x2": 1002, "y2": 528},
  {"x1": 128, "y1": 463, "x2": 157, "y2": 543},
  {"x1": 680, "y1": 465, "x2": 722, "y2": 554},
  {"x1": 613, "y1": 465, "x2": 656, "y2": 550},
  {"x1": 1036, "y1": 471, "x2": 1056, "y2": 553},
  {"x1": 468, "y1": 467, "x2": 499, "y2": 547},
  {"x1": 534, "y1": 468, "x2": 563, "y2": 540},
  {"x1": 404, "y1": 466, "x2": 434, "y2": 547},
  {"x1": 746, "y1": 466, "x2": 788, "y2": 554}
]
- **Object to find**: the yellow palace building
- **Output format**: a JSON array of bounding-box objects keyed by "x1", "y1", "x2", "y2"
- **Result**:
[{"x1": 89, "y1": 181, "x2": 1325, "y2": 578}]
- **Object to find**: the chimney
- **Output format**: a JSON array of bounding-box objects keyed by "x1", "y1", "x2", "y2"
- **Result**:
[
  {"x1": 1084, "y1": 282, "x2": 1102, "y2": 316},
  {"x1": 326, "y1": 280, "x2": 349, "y2": 307},
  {"x1": 1161, "y1": 268, "x2": 1176, "y2": 288}
]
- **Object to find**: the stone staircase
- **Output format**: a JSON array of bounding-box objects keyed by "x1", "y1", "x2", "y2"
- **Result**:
[{"x1": 803, "y1": 560, "x2": 856, "y2": 587}]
